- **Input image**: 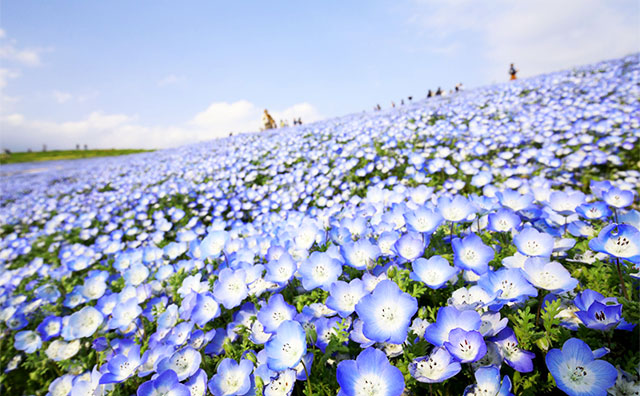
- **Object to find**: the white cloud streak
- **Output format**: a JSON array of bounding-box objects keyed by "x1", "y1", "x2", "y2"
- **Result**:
[{"x1": 157, "y1": 74, "x2": 185, "y2": 87}]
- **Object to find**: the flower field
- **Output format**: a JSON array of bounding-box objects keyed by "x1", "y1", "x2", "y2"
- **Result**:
[{"x1": 0, "y1": 54, "x2": 639, "y2": 396}]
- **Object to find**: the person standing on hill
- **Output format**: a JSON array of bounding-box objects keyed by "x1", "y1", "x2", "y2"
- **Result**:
[
  {"x1": 509, "y1": 63, "x2": 518, "y2": 80},
  {"x1": 262, "y1": 109, "x2": 276, "y2": 130}
]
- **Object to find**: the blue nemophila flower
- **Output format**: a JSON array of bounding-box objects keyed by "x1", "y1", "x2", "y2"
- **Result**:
[
  {"x1": 35, "y1": 283, "x2": 61, "y2": 303},
  {"x1": 603, "y1": 187, "x2": 635, "y2": 209},
  {"x1": 496, "y1": 189, "x2": 534, "y2": 212},
  {"x1": 157, "y1": 347, "x2": 202, "y2": 381},
  {"x1": 410, "y1": 256, "x2": 458, "y2": 289},
  {"x1": 487, "y1": 208, "x2": 521, "y2": 233},
  {"x1": 100, "y1": 344, "x2": 141, "y2": 384},
  {"x1": 424, "y1": 306, "x2": 481, "y2": 347},
  {"x1": 567, "y1": 220, "x2": 595, "y2": 238},
  {"x1": 409, "y1": 347, "x2": 461, "y2": 383},
  {"x1": 183, "y1": 292, "x2": 220, "y2": 328},
  {"x1": 392, "y1": 232, "x2": 426, "y2": 262},
  {"x1": 137, "y1": 369, "x2": 190, "y2": 396},
  {"x1": 298, "y1": 251, "x2": 342, "y2": 291},
  {"x1": 546, "y1": 338, "x2": 617, "y2": 396},
  {"x1": 14, "y1": 330, "x2": 41, "y2": 353},
  {"x1": 479, "y1": 312, "x2": 509, "y2": 337},
  {"x1": 166, "y1": 321, "x2": 195, "y2": 347},
  {"x1": 471, "y1": 171, "x2": 493, "y2": 188},
  {"x1": 199, "y1": 230, "x2": 229, "y2": 259},
  {"x1": 576, "y1": 202, "x2": 612, "y2": 220},
  {"x1": 449, "y1": 285, "x2": 495, "y2": 310},
  {"x1": 437, "y1": 195, "x2": 476, "y2": 223},
  {"x1": 257, "y1": 294, "x2": 297, "y2": 334},
  {"x1": 71, "y1": 365, "x2": 105, "y2": 396},
  {"x1": 123, "y1": 263, "x2": 150, "y2": 286},
  {"x1": 490, "y1": 328, "x2": 535, "y2": 373},
  {"x1": 139, "y1": 344, "x2": 174, "y2": 377},
  {"x1": 315, "y1": 316, "x2": 341, "y2": 352},
  {"x1": 588, "y1": 224, "x2": 640, "y2": 264},
  {"x1": 513, "y1": 227, "x2": 554, "y2": 257},
  {"x1": 109, "y1": 297, "x2": 142, "y2": 332},
  {"x1": 263, "y1": 369, "x2": 296, "y2": 396},
  {"x1": 350, "y1": 319, "x2": 375, "y2": 348},
  {"x1": 478, "y1": 268, "x2": 537, "y2": 304},
  {"x1": 452, "y1": 233, "x2": 494, "y2": 275},
  {"x1": 48, "y1": 374, "x2": 75, "y2": 396},
  {"x1": 208, "y1": 358, "x2": 253, "y2": 396},
  {"x1": 62, "y1": 305, "x2": 104, "y2": 340},
  {"x1": 265, "y1": 320, "x2": 307, "y2": 371},
  {"x1": 185, "y1": 369, "x2": 208, "y2": 396},
  {"x1": 355, "y1": 280, "x2": 418, "y2": 344},
  {"x1": 178, "y1": 274, "x2": 209, "y2": 298},
  {"x1": 37, "y1": 315, "x2": 62, "y2": 341},
  {"x1": 265, "y1": 252, "x2": 297, "y2": 286},
  {"x1": 522, "y1": 257, "x2": 578, "y2": 293},
  {"x1": 444, "y1": 328, "x2": 487, "y2": 363},
  {"x1": 548, "y1": 191, "x2": 586, "y2": 216},
  {"x1": 341, "y1": 239, "x2": 381, "y2": 270},
  {"x1": 404, "y1": 206, "x2": 444, "y2": 234},
  {"x1": 326, "y1": 279, "x2": 367, "y2": 318},
  {"x1": 336, "y1": 347, "x2": 404, "y2": 396},
  {"x1": 573, "y1": 289, "x2": 624, "y2": 331},
  {"x1": 213, "y1": 268, "x2": 249, "y2": 309},
  {"x1": 463, "y1": 366, "x2": 513, "y2": 396}
]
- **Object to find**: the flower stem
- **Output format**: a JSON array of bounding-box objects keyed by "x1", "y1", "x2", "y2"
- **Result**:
[
  {"x1": 301, "y1": 359, "x2": 313, "y2": 395},
  {"x1": 615, "y1": 257, "x2": 630, "y2": 300},
  {"x1": 450, "y1": 221, "x2": 454, "y2": 243},
  {"x1": 535, "y1": 290, "x2": 547, "y2": 326}
]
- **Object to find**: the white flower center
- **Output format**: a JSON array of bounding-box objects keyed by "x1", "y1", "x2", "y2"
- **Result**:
[
  {"x1": 353, "y1": 249, "x2": 369, "y2": 268},
  {"x1": 415, "y1": 356, "x2": 445, "y2": 379},
  {"x1": 313, "y1": 265, "x2": 328, "y2": 280},
  {"x1": 378, "y1": 305, "x2": 396, "y2": 323},
  {"x1": 463, "y1": 249, "x2": 478, "y2": 264},
  {"x1": 523, "y1": 240, "x2": 541, "y2": 255},
  {"x1": 221, "y1": 371, "x2": 242, "y2": 393},
  {"x1": 604, "y1": 235, "x2": 631, "y2": 256},
  {"x1": 498, "y1": 280, "x2": 516, "y2": 299},
  {"x1": 355, "y1": 374, "x2": 386, "y2": 396}
]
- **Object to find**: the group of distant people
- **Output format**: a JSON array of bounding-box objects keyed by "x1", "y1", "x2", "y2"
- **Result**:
[
  {"x1": 261, "y1": 109, "x2": 302, "y2": 131},
  {"x1": 372, "y1": 63, "x2": 519, "y2": 112}
]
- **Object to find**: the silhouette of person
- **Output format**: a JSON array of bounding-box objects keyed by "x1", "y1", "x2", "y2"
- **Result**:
[{"x1": 509, "y1": 63, "x2": 518, "y2": 80}]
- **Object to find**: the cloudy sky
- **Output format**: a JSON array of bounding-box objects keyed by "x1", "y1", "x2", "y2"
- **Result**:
[{"x1": 1, "y1": 0, "x2": 638, "y2": 151}]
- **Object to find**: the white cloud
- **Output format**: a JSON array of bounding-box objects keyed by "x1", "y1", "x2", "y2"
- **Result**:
[
  {"x1": 0, "y1": 43, "x2": 43, "y2": 67},
  {"x1": 52, "y1": 91, "x2": 73, "y2": 104},
  {"x1": 51, "y1": 90, "x2": 97, "y2": 104},
  {"x1": 0, "y1": 68, "x2": 20, "y2": 89},
  {"x1": 1, "y1": 101, "x2": 323, "y2": 151},
  {"x1": 0, "y1": 29, "x2": 48, "y2": 67},
  {"x1": 158, "y1": 74, "x2": 185, "y2": 87},
  {"x1": 409, "y1": 0, "x2": 640, "y2": 82}
]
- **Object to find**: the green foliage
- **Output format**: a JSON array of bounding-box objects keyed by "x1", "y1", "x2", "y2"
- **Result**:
[
  {"x1": 0, "y1": 149, "x2": 154, "y2": 164},
  {"x1": 510, "y1": 306, "x2": 539, "y2": 350}
]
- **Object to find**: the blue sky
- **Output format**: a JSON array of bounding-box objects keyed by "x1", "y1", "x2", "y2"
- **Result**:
[{"x1": 1, "y1": 0, "x2": 638, "y2": 151}]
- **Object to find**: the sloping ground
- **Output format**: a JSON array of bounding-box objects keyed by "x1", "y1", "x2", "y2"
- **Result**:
[{"x1": 0, "y1": 54, "x2": 638, "y2": 395}]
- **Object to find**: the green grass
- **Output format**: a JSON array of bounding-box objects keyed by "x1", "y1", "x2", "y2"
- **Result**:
[{"x1": 0, "y1": 149, "x2": 154, "y2": 164}]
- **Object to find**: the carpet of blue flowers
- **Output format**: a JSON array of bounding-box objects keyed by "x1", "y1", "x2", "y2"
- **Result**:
[{"x1": 1, "y1": 55, "x2": 639, "y2": 396}]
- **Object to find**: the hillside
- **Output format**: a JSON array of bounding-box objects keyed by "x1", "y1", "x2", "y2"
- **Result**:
[{"x1": 0, "y1": 54, "x2": 638, "y2": 395}]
